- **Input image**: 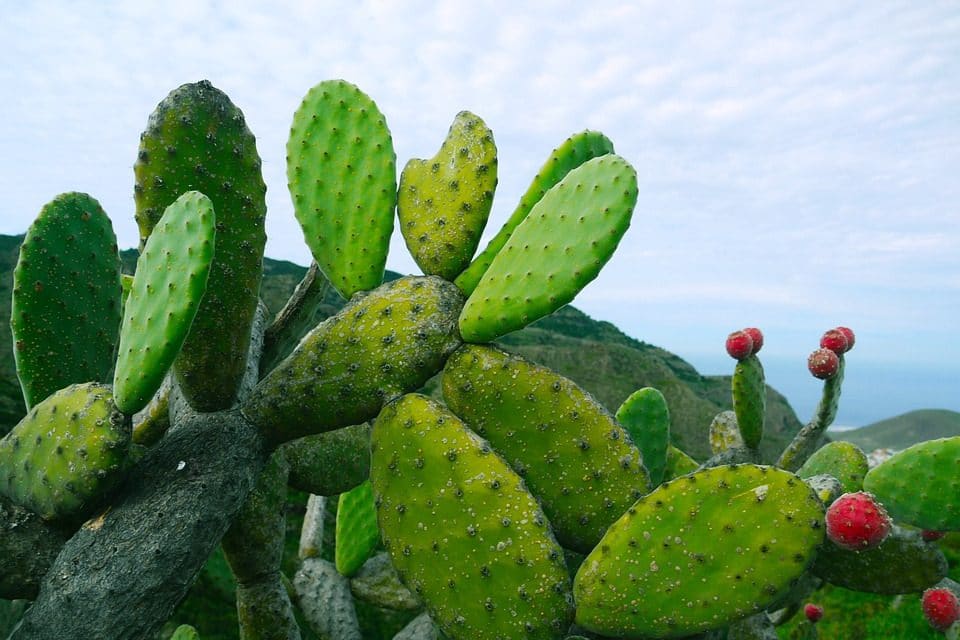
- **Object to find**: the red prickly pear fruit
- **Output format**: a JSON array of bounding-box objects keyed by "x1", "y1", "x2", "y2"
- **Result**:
[
  {"x1": 922, "y1": 587, "x2": 960, "y2": 631},
  {"x1": 820, "y1": 329, "x2": 850, "y2": 354},
  {"x1": 835, "y1": 326, "x2": 855, "y2": 351},
  {"x1": 922, "y1": 530, "x2": 946, "y2": 542},
  {"x1": 804, "y1": 603, "x2": 824, "y2": 624},
  {"x1": 808, "y1": 348, "x2": 840, "y2": 380},
  {"x1": 742, "y1": 327, "x2": 764, "y2": 355},
  {"x1": 725, "y1": 330, "x2": 754, "y2": 361},
  {"x1": 825, "y1": 491, "x2": 892, "y2": 551}
]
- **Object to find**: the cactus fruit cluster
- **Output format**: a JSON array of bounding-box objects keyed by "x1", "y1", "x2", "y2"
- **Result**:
[{"x1": 1, "y1": 77, "x2": 957, "y2": 640}]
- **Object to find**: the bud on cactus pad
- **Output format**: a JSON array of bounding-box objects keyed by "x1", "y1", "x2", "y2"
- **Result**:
[
  {"x1": 807, "y1": 348, "x2": 840, "y2": 380},
  {"x1": 923, "y1": 530, "x2": 946, "y2": 542},
  {"x1": 743, "y1": 327, "x2": 764, "y2": 355},
  {"x1": 825, "y1": 491, "x2": 892, "y2": 551},
  {"x1": 725, "y1": 330, "x2": 753, "y2": 360},
  {"x1": 922, "y1": 587, "x2": 960, "y2": 631},
  {"x1": 804, "y1": 603, "x2": 824, "y2": 623},
  {"x1": 819, "y1": 329, "x2": 849, "y2": 354}
]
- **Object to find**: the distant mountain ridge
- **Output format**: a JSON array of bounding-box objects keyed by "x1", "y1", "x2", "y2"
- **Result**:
[
  {"x1": 836, "y1": 409, "x2": 960, "y2": 452},
  {"x1": 2, "y1": 233, "x2": 805, "y2": 461}
]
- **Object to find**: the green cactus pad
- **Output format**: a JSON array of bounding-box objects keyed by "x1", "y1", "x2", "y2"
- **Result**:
[
  {"x1": 134, "y1": 80, "x2": 267, "y2": 412},
  {"x1": 812, "y1": 526, "x2": 947, "y2": 594},
  {"x1": 11, "y1": 192, "x2": 121, "y2": 410},
  {"x1": 398, "y1": 111, "x2": 497, "y2": 281},
  {"x1": 283, "y1": 423, "x2": 371, "y2": 496},
  {"x1": 778, "y1": 357, "x2": 846, "y2": 472},
  {"x1": 797, "y1": 441, "x2": 868, "y2": 494},
  {"x1": 336, "y1": 479, "x2": 379, "y2": 577},
  {"x1": 574, "y1": 464, "x2": 825, "y2": 638},
  {"x1": 863, "y1": 436, "x2": 960, "y2": 531},
  {"x1": 709, "y1": 410, "x2": 744, "y2": 455},
  {"x1": 287, "y1": 79, "x2": 396, "y2": 299},
  {"x1": 0, "y1": 382, "x2": 130, "y2": 522},
  {"x1": 442, "y1": 344, "x2": 649, "y2": 552},
  {"x1": 616, "y1": 387, "x2": 670, "y2": 486},
  {"x1": 458, "y1": 155, "x2": 637, "y2": 343},
  {"x1": 663, "y1": 445, "x2": 700, "y2": 481},
  {"x1": 243, "y1": 276, "x2": 463, "y2": 445},
  {"x1": 372, "y1": 394, "x2": 574, "y2": 640},
  {"x1": 454, "y1": 131, "x2": 614, "y2": 296},
  {"x1": 170, "y1": 625, "x2": 200, "y2": 640},
  {"x1": 732, "y1": 355, "x2": 765, "y2": 449},
  {"x1": 113, "y1": 191, "x2": 215, "y2": 415}
]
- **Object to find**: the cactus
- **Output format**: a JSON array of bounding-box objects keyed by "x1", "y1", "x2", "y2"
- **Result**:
[
  {"x1": 796, "y1": 441, "x2": 868, "y2": 494},
  {"x1": 732, "y1": 354, "x2": 765, "y2": 449},
  {"x1": 616, "y1": 387, "x2": 671, "y2": 486},
  {"x1": 335, "y1": 479, "x2": 380, "y2": 577}
]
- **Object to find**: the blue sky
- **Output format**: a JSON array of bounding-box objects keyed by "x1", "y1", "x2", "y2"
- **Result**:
[{"x1": 1, "y1": 1, "x2": 957, "y2": 427}]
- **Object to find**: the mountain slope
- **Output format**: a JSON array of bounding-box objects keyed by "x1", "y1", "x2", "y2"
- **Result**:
[{"x1": 836, "y1": 409, "x2": 960, "y2": 451}]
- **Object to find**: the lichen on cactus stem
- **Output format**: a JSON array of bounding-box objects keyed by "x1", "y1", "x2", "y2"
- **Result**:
[{"x1": 134, "y1": 80, "x2": 267, "y2": 412}]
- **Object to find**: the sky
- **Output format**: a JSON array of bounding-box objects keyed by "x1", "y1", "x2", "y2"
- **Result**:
[{"x1": 1, "y1": 1, "x2": 957, "y2": 428}]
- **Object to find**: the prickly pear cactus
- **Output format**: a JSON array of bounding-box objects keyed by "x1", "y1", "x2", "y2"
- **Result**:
[
  {"x1": 617, "y1": 387, "x2": 670, "y2": 486},
  {"x1": 732, "y1": 355, "x2": 765, "y2": 449},
  {"x1": 11, "y1": 192, "x2": 121, "y2": 410},
  {"x1": 796, "y1": 441, "x2": 868, "y2": 495},
  {"x1": 335, "y1": 480, "x2": 379, "y2": 577},
  {"x1": 371, "y1": 394, "x2": 574, "y2": 640}
]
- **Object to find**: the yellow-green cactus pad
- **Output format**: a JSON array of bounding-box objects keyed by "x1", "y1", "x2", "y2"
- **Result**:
[
  {"x1": 0, "y1": 383, "x2": 130, "y2": 522},
  {"x1": 663, "y1": 445, "x2": 700, "y2": 481},
  {"x1": 797, "y1": 441, "x2": 868, "y2": 495},
  {"x1": 371, "y1": 394, "x2": 573, "y2": 640},
  {"x1": 335, "y1": 479, "x2": 379, "y2": 577},
  {"x1": 243, "y1": 276, "x2": 463, "y2": 445},
  {"x1": 574, "y1": 464, "x2": 825, "y2": 638},
  {"x1": 616, "y1": 387, "x2": 670, "y2": 486},
  {"x1": 11, "y1": 192, "x2": 121, "y2": 410},
  {"x1": 442, "y1": 344, "x2": 649, "y2": 553},
  {"x1": 287, "y1": 79, "x2": 396, "y2": 299},
  {"x1": 455, "y1": 130, "x2": 614, "y2": 296},
  {"x1": 114, "y1": 191, "x2": 215, "y2": 415},
  {"x1": 135, "y1": 80, "x2": 267, "y2": 412},
  {"x1": 170, "y1": 625, "x2": 200, "y2": 640},
  {"x1": 398, "y1": 111, "x2": 497, "y2": 280},
  {"x1": 863, "y1": 436, "x2": 960, "y2": 531},
  {"x1": 458, "y1": 154, "x2": 637, "y2": 343}
]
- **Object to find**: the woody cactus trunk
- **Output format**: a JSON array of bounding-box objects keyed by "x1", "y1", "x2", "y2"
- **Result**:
[{"x1": 1, "y1": 78, "x2": 957, "y2": 640}]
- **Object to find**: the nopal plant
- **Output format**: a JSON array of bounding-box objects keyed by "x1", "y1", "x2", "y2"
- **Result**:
[{"x1": 0, "y1": 78, "x2": 956, "y2": 640}]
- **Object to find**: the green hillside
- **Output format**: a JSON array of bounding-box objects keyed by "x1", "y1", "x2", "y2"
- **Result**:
[{"x1": 836, "y1": 409, "x2": 960, "y2": 451}]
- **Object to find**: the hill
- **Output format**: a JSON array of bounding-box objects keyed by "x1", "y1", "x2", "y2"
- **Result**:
[
  {"x1": 0, "y1": 234, "x2": 805, "y2": 461},
  {"x1": 835, "y1": 409, "x2": 960, "y2": 451}
]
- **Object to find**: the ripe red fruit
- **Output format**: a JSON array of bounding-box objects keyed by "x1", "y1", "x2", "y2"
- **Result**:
[
  {"x1": 804, "y1": 603, "x2": 824, "y2": 624},
  {"x1": 820, "y1": 329, "x2": 849, "y2": 354},
  {"x1": 835, "y1": 326, "x2": 855, "y2": 351},
  {"x1": 808, "y1": 348, "x2": 840, "y2": 380},
  {"x1": 922, "y1": 530, "x2": 946, "y2": 542},
  {"x1": 725, "y1": 331, "x2": 754, "y2": 361},
  {"x1": 742, "y1": 327, "x2": 764, "y2": 355},
  {"x1": 922, "y1": 587, "x2": 960, "y2": 631},
  {"x1": 825, "y1": 491, "x2": 892, "y2": 551}
]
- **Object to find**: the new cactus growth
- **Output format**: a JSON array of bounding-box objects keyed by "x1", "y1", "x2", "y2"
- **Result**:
[{"x1": 616, "y1": 387, "x2": 670, "y2": 486}]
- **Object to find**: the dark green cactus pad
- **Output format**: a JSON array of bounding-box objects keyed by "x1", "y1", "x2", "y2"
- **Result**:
[
  {"x1": 458, "y1": 154, "x2": 637, "y2": 343},
  {"x1": 372, "y1": 394, "x2": 574, "y2": 640},
  {"x1": 283, "y1": 423, "x2": 371, "y2": 496},
  {"x1": 709, "y1": 410, "x2": 744, "y2": 455},
  {"x1": 336, "y1": 479, "x2": 379, "y2": 577},
  {"x1": 0, "y1": 382, "x2": 130, "y2": 522},
  {"x1": 287, "y1": 79, "x2": 396, "y2": 299},
  {"x1": 663, "y1": 445, "x2": 699, "y2": 481},
  {"x1": 863, "y1": 436, "x2": 960, "y2": 531},
  {"x1": 134, "y1": 80, "x2": 267, "y2": 412},
  {"x1": 732, "y1": 355, "x2": 765, "y2": 449},
  {"x1": 797, "y1": 441, "x2": 868, "y2": 494},
  {"x1": 398, "y1": 111, "x2": 497, "y2": 281},
  {"x1": 454, "y1": 131, "x2": 614, "y2": 296},
  {"x1": 812, "y1": 525, "x2": 947, "y2": 594},
  {"x1": 243, "y1": 276, "x2": 464, "y2": 445},
  {"x1": 616, "y1": 387, "x2": 670, "y2": 486},
  {"x1": 113, "y1": 191, "x2": 216, "y2": 415},
  {"x1": 442, "y1": 344, "x2": 649, "y2": 552},
  {"x1": 11, "y1": 192, "x2": 121, "y2": 410},
  {"x1": 574, "y1": 464, "x2": 825, "y2": 638}
]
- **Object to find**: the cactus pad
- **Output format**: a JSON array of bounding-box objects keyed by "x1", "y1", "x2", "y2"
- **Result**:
[
  {"x1": 454, "y1": 130, "x2": 614, "y2": 295},
  {"x1": 0, "y1": 382, "x2": 130, "y2": 522},
  {"x1": 398, "y1": 111, "x2": 497, "y2": 280},
  {"x1": 732, "y1": 355, "x2": 765, "y2": 449},
  {"x1": 371, "y1": 394, "x2": 574, "y2": 640},
  {"x1": 616, "y1": 387, "x2": 670, "y2": 486},
  {"x1": 335, "y1": 479, "x2": 379, "y2": 577},
  {"x1": 574, "y1": 464, "x2": 825, "y2": 638},
  {"x1": 442, "y1": 344, "x2": 649, "y2": 552},
  {"x1": 863, "y1": 436, "x2": 960, "y2": 531},
  {"x1": 797, "y1": 441, "x2": 868, "y2": 495},
  {"x1": 134, "y1": 80, "x2": 267, "y2": 412},
  {"x1": 243, "y1": 276, "x2": 463, "y2": 445},
  {"x1": 663, "y1": 445, "x2": 700, "y2": 481},
  {"x1": 113, "y1": 191, "x2": 215, "y2": 415},
  {"x1": 458, "y1": 154, "x2": 637, "y2": 343},
  {"x1": 11, "y1": 192, "x2": 121, "y2": 410},
  {"x1": 287, "y1": 79, "x2": 396, "y2": 299},
  {"x1": 710, "y1": 410, "x2": 745, "y2": 455}
]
